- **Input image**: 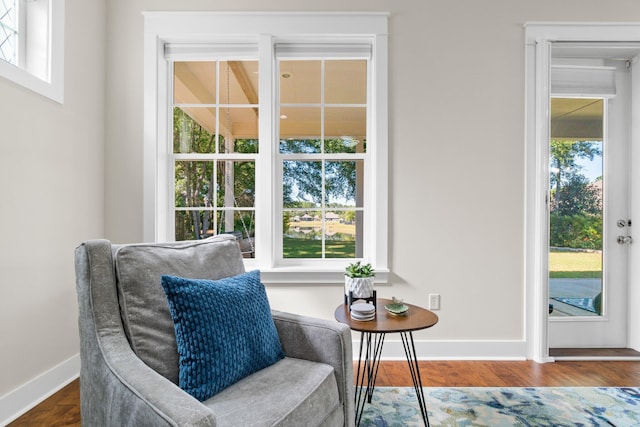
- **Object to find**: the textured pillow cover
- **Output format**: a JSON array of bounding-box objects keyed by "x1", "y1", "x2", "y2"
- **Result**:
[{"x1": 161, "y1": 270, "x2": 285, "y2": 401}]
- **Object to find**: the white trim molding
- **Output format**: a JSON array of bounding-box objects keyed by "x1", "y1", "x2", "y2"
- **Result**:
[
  {"x1": 0, "y1": 353, "x2": 79, "y2": 425},
  {"x1": 355, "y1": 339, "x2": 527, "y2": 361}
]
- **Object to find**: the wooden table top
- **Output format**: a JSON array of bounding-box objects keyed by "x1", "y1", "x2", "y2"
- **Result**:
[{"x1": 334, "y1": 298, "x2": 438, "y2": 333}]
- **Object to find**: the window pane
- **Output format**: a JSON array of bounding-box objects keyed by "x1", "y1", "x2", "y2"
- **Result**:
[
  {"x1": 175, "y1": 161, "x2": 214, "y2": 208},
  {"x1": 325, "y1": 60, "x2": 367, "y2": 104},
  {"x1": 220, "y1": 210, "x2": 256, "y2": 258},
  {"x1": 325, "y1": 210, "x2": 359, "y2": 258},
  {"x1": 283, "y1": 210, "x2": 322, "y2": 258},
  {"x1": 280, "y1": 60, "x2": 321, "y2": 104},
  {"x1": 209, "y1": 210, "x2": 229, "y2": 237},
  {"x1": 325, "y1": 160, "x2": 362, "y2": 207},
  {"x1": 234, "y1": 138, "x2": 258, "y2": 154},
  {"x1": 174, "y1": 61, "x2": 216, "y2": 104},
  {"x1": 217, "y1": 160, "x2": 255, "y2": 208},
  {"x1": 279, "y1": 107, "x2": 321, "y2": 149},
  {"x1": 175, "y1": 210, "x2": 216, "y2": 241},
  {"x1": 0, "y1": 0, "x2": 18, "y2": 64},
  {"x1": 324, "y1": 137, "x2": 361, "y2": 154},
  {"x1": 219, "y1": 60, "x2": 258, "y2": 105},
  {"x1": 324, "y1": 107, "x2": 366, "y2": 153},
  {"x1": 549, "y1": 98, "x2": 604, "y2": 317},
  {"x1": 174, "y1": 61, "x2": 260, "y2": 155},
  {"x1": 280, "y1": 138, "x2": 321, "y2": 154},
  {"x1": 218, "y1": 107, "x2": 259, "y2": 153},
  {"x1": 283, "y1": 160, "x2": 322, "y2": 207},
  {"x1": 283, "y1": 210, "x2": 362, "y2": 259},
  {"x1": 173, "y1": 107, "x2": 216, "y2": 154}
]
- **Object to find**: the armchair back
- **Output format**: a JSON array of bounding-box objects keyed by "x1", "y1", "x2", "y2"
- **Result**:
[{"x1": 112, "y1": 235, "x2": 244, "y2": 383}]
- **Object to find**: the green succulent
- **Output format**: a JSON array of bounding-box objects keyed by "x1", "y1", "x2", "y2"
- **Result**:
[{"x1": 345, "y1": 261, "x2": 375, "y2": 278}]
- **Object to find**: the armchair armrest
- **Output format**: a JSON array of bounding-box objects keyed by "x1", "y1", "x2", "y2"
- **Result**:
[
  {"x1": 89, "y1": 333, "x2": 217, "y2": 427},
  {"x1": 271, "y1": 310, "x2": 354, "y2": 427}
]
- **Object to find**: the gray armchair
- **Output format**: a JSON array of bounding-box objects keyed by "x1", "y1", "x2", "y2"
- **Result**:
[{"x1": 75, "y1": 235, "x2": 354, "y2": 426}]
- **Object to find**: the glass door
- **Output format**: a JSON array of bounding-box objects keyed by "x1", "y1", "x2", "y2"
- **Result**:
[{"x1": 547, "y1": 60, "x2": 630, "y2": 348}]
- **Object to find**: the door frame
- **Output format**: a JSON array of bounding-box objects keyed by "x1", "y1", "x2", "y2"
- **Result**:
[{"x1": 524, "y1": 22, "x2": 640, "y2": 362}]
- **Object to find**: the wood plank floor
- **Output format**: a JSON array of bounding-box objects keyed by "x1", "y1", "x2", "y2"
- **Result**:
[
  {"x1": 8, "y1": 360, "x2": 640, "y2": 426},
  {"x1": 9, "y1": 379, "x2": 81, "y2": 427}
]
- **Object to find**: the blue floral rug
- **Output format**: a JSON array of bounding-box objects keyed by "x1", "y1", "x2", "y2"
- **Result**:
[{"x1": 360, "y1": 386, "x2": 640, "y2": 426}]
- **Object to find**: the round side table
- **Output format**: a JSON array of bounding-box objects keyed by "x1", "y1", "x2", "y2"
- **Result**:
[{"x1": 335, "y1": 298, "x2": 438, "y2": 427}]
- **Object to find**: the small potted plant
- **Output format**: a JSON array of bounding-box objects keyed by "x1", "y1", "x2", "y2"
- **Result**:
[{"x1": 345, "y1": 261, "x2": 375, "y2": 304}]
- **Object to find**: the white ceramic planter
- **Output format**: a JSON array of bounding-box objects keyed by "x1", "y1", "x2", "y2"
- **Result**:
[{"x1": 345, "y1": 276, "x2": 374, "y2": 300}]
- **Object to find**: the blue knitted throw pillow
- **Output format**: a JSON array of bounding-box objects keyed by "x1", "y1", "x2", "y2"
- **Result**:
[{"x1": 161, "y1": 270, "x2": 285, "y2": 401}]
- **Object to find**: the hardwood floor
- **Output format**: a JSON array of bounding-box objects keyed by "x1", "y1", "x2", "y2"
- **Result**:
[
  {"x1": 8, "y1": 360, "x2": 640, "y2": 426},
  {"x1": 375, "y1": 360, "x2": 640, "y2": 387},
  {"x1": 8, "y1": 379, "x2": 80, "y2": 427}
]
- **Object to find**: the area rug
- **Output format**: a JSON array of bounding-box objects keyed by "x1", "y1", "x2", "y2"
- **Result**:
[
  {"x1": 360, "y1": 386, "x2": 640, "y2": 426},
  {"x1": 551, "y1": 297, "x2": 597, "y2": 313}
]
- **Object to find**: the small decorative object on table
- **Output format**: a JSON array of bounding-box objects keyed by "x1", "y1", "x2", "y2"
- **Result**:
[
  {"x1": 350, "y1": 302, "x2": 376, "y2": 321},
  {"x1": 384, "y1": 296, "x2": 409, "y2": 316},
  {"x1": 344, "y1": 261, "x2": 376, "y2": 309}
]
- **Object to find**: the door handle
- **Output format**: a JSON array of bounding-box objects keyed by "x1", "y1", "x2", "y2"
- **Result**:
[{"x1": 617, "y1": 236, "x2": 633, "y2": 244}]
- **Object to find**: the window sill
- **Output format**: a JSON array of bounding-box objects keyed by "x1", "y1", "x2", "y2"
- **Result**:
[
  {"x1": 245, "y1": 262, "x2": 390, "y2": 285},
  {"x1": 0, "y1": 60, "x2": 64, "y2": 103}
]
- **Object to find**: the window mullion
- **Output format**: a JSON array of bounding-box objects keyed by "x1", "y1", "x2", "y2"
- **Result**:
[
  {"x1": 256, "y1": 33, "x2": 275, "y2": 269},
  {"x1": 320, "y1": 59, "x2": 326, "y2": 259},
  {"x1": 370, "y1": 34, "x2": 388, "y2": 272},
  {"x1": 160, "y1": 60, "x2": 173, "y2": 241}
]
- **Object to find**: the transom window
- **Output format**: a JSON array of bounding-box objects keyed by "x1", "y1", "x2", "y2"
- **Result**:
[
  {"x1": 144, "y1": 12, "x2": 388, "y2": 282},
  {"x1": 0, "y1": 0, "x2": 64, "y2": 103},
  {"x1": 0, "y1": 0, "x2": 19, "y2": 64}
]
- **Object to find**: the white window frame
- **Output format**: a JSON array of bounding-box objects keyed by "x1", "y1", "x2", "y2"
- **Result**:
[
  {"x1": 0, "y1": 0, "x2": 64, "y2": 103},
  {"x1": 144, "y1": 12, "x2": 389, "y2": 283}
]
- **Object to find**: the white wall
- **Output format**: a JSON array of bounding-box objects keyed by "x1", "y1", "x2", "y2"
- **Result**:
[
  {"x1": 106, "y1": 0, "x2": 640, "y2": 349},
  {"x1": 0, "y1": 0, "x2": 105, "y2": 409}
]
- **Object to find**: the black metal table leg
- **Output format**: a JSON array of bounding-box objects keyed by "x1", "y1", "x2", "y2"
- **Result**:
[
  {"x1": 400, "y1": 331, "x2": 430, "y2": 427},
  {"x1": 354, "y1": 331, "x2": 385, "y2": 426}
]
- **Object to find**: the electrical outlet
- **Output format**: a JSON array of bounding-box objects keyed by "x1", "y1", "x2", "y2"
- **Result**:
[{"x1": 428, "y1": 294, "x2": 440, "y2": 310}]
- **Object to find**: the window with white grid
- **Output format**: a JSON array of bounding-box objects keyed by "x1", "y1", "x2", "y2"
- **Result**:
[{"x1": 144, "y1": 12, "x2": 389, "y2": 283}]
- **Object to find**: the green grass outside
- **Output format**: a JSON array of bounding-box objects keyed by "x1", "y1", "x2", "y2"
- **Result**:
[
  {"x1": 549, "y1": 250, "x2": 602, "y2": 279},
  {"x1": 282, "y1": 240, "x2": 603, "y2": 277},
  {"x1": 283, "y1": 237, "x2": 355, "y2": 258}
]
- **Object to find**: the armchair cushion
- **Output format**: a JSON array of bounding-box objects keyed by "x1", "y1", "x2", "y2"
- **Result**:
[
  {"x1": 161, "y1": 271, "x2": 285, "y2": 401},
  {"x1": 114, "y1": 236, "x2": 245, "y2": 384}
]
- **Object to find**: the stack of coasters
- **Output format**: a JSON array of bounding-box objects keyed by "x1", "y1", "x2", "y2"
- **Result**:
[{"x1": 350, "y1": 302, "x2": 376, "y2": 321}]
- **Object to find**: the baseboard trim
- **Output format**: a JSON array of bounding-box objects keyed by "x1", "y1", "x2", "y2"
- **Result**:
[
  {"x1": 352, "y1": 339, "x2": 527, "y2": 361},
  {"x1": 0, "y1": 353, "x2": 80, "y2": 426}
]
